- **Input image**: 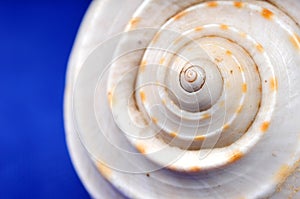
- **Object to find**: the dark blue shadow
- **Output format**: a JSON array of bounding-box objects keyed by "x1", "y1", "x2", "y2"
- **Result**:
[{"x1": 0, "y1": 1, "x2": 91, "y2": 198}]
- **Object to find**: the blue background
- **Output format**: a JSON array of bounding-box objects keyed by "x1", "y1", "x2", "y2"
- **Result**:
[{"x1": 0, "y1": 1, "x2": 92, "y2": 198}]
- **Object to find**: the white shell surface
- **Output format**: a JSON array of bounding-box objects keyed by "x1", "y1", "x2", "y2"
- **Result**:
[{"x1": 65, "y1": 0, "x2": 300, "y2": 198}]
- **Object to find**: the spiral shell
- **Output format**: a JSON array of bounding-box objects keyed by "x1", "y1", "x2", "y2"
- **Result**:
[{"x1": 65, "y1": 0, "x2": 300, "y2": 198}]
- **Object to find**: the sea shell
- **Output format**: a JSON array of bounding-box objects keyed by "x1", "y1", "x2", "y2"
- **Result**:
[{"x1": 64, "y1": 0, "x2": 300, "y2": 198}]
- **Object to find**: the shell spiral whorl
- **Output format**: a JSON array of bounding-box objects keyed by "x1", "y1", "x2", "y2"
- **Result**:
[
  {"x1": 68, "y1": 0, "x2": 300, "y2": 198},
  {"x1": 180, "y1": 65, "x2": 206, "y2": 93}
]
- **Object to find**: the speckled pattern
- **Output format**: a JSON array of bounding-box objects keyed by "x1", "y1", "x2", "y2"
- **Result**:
[{"x1": 65, "y1": 0, "x2": 300, "y2": 198}]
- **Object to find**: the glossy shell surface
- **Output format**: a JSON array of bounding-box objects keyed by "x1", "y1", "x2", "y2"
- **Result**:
[{"x1": 64, "y1": 0, "x2": 300, "y2": 198}]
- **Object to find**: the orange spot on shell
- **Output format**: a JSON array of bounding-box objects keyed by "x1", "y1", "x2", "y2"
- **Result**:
[
  {"x1": 274, "y1": 164, "x2": 292, "y2": 183},
  {"x1": 236, "y1": 105, "x2": 243, "y2": 114},
  {"x1": 215, "y1": 57, "x2": 222, "y2": 63},
  {"x1": 195, "y1": 135, "x2": 205, "y2": 141},
  {"x1": 220, "y1": 24, "x2": 229, "y2": 30},
  {"x1": 261, "y1": 8, "x2": 274, "y2": 20},
  {"x1": 202, "y1": 113, "x2": 211, "y2": 119},
  {"x1": 222, "y1": 124, "x2": 230, "y2": 130},
  {"x1": 139, "y1": 91, "x2": 146, "y2": 102},
  {"x1": 194, "y1": 26, "x2": 203, "y2": 31},
  {"x1": 256, "y1": 44, "x2": 264, "y2": 52},
  {"x1": 228, "y1": 151, "x2": 243, "y2": 163},
  {"x1": 258, "y1": 85, "x2": 262, "y2": 93},
  {"x1": 97, "y1": 162, "x2": 112, "y2": 179},
  {"x1": 240, "y1": 32, "x2": 247, "y2": 38},
  {"x1": 226, "y1": 50, "x2": 232, "y2": 56},
  {"x1": 222, "y1": 123, "x2": 230, "y2": 130},
  {"x1": 170, "y1": 132, "x2": 177, "y2": 138},
  {"x1": 189, "y1": 166, "x2": 201, "y2": 172},
  {"x1": 260, "y1": 121, "x2": 270, "y2": 132},
  {"x1": 173, "y1": 11, "x2": 187, "y2": 20},
  {"x1": 207, "y1": 1, "x2": 218, "y2": 7},
  {"x1": 129, "y1": 17, "x2": 140, "y2": 30},
  {"x1": 167, "y1": 165, "x2": 178, "y2": 172},
  {"x1": 242, "y1": 83, "x2": 247, "y2": 93},
  {"x1": 140, "y1": 60, "x2": 147, "y2": 72},
  {"x1": 289, "y1": 33, "x2": 300, "y2": 50},
  {"x1": 136, "y1": 144, "x2": 146, "y2": 154},
  {"x1": 270, "y1": 77, "x2": 278, "y2": 91},
  {"x1": 234, "y1": 2, "x2": 243, "y2": 8},
  {"x1": 238, "y1": 66, "x2": 244, "y2": 72},
  {"x1": 162, "y1": 99, "x2": 166, "y2": 105},
  {"x1": 159, "y1": 57, "x2": 165, "y2": 65},
  {"x1": 152, "y1": 117, "x2": 158, "y2": 124}
]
